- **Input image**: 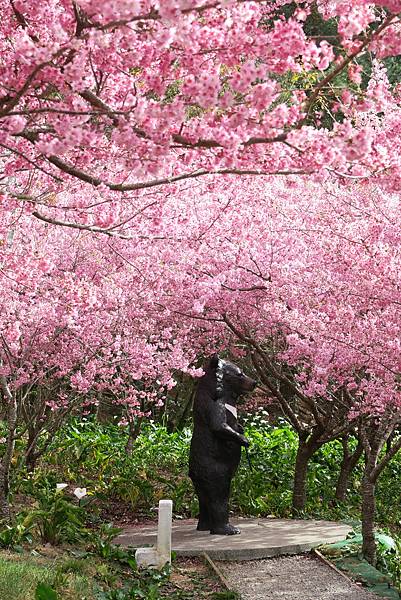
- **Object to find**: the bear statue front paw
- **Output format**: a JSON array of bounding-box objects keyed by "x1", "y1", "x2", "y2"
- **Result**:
[
  {"x1": 240, "y1": 435, "x2": 250, "y2": 447},
  {"x1": 210, "y1": 524, "x2": 241, "y2": 535}
]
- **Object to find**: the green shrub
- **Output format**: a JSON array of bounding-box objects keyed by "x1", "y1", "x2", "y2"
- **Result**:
[{"x1": 17, "y1": 416, "x2": 401, "y2": 528}]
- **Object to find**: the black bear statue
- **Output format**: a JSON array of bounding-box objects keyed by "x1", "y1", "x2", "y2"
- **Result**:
[{"x1": 188, "y1": 355, "x2": 257, "y2": 535}]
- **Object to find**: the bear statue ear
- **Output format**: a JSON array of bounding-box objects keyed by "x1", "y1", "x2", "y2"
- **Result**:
[{"x1": 208, "y1": 354, "x2": 219, "y2": 370}]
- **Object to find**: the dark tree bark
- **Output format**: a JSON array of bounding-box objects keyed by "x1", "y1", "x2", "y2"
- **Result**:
[
  {"x1": 25, "y1": 446, "x2": 38, "y2": 472},
  {"x1": 292, "y1": 437, "x2": 321, "y2": 513},
  {"x1": 361, "y1": 471, "x2": 377, "y2": 564},
  {"x1": 174, "y1": 386, "x2": 195, "y2": 432},
  {"x1": 0, "y1": 373, "x2": 17, "y2": 520},
  {"x1": 125, "y1": 417, "x2": 143, "y2": 455},
  {"x1": 360, "y1": 417, "x2": 401, "y2": 565},
  {"x1": 96, "y1": 392, "x2": 121, "y2": 423},
  {"x1": 335, "y1": 436, "x2": 363, "y2": 502},
  {"x1": 20, "y1": 383, "x2": 81, "y2": 473}
]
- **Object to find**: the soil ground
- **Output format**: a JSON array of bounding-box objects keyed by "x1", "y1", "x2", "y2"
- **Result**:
[{"x1": 162, "y1": 556, "x2": 234, "y2": 598}]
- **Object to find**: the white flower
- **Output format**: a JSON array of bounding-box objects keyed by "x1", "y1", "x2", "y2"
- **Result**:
[
  {"x1": 56, "y1": 483, "x2": 68, "y2": 490},
  {"x1": 0, "y1": 438, "x2": 6, "y2": 444},
  {"x1": 73, "y1": 487, "x2": 87, "y2": 500}
]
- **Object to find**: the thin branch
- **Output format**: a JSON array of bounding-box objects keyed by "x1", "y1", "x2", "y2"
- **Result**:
[
  {"x1": 0, "y1": 48, "x2": 66, "y2": 117},
  {"x1": 0, "y1": 142, "x2": 63, "y2": 182},
  {"x1": 302, "y1": 13, "x2": 398, "y2": 120},
  {"x1": 222, "y1": 314, "x2": 305, "y2": 432},
  {"x1": 371, "y1": 436, "x2": 401, "y2": 483},
  {"x1": 32, "y1": 211, "x2": 133, "y2": 239},
  {"x1": 31, "y1": 210, "x2": 169, "y2": 240}
]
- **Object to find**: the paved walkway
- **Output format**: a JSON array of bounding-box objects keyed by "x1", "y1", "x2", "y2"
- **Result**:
[
  {"x1": 115, "y1": 517, "x2": 351, "y2": 561},
  {"x1": 219, "y1": 555, "x2": 377, "y2": 600}
]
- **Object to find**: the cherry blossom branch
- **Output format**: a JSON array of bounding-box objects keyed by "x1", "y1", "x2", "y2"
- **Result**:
[
  {"x1": 251, "y1": 351, "x2": 305, "y2": 434},
  {"x1": 222, "y1": 314, "x2": 307, "y2": 432},
  {"x1": 31, "y1": 211, "x2": 133, "y2": 239},
  {"x1": 80, "y1": 90, "x2": 289, "y2": 149},
  {"x1": 31, "y1": 210, "x2": 173, "y2": 240},
  {"x1": 34, "y1": 158, "x2": 309, "y2": 192},
  {"x1": 91, "y1": 0, "x2": 268, "y2": 31},
  {"x1": 0, "y1": 48, "x2": 66, "y2": 117},
  {"x1": 302, "y1": 12, "x2": 398, "y2": 120},
  {"x1": 0, "y1": 142, "x2": 63, "y2": 182}
]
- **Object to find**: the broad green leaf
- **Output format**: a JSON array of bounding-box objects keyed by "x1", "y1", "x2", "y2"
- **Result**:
[{"x1": 35, "y1": 583, "x2": 58, "y2": 600}]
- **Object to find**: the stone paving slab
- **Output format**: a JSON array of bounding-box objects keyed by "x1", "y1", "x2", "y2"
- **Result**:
[{"x1": 115, "y1": 518, "x2": 352, "y2": 561}]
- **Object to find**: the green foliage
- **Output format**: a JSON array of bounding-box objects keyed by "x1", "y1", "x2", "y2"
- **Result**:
[
  {"x1": 86, "y1": 538, "x2": 171, "y2": 600},
  {"x1": 0, "y1": 556, "x2": 54, "y2": 599},
  {"x1": 0, "y1": 515, "x2": 33, "y2": 550},
  {"x1": 39, "y1": 420, "x2": 194, "y2": 518},
  {"x1": 231, "y1": 424, "x2": 297, "y2": 517},
  {"x1": 23, "y1": 487, "x2": 88, "y2": 545},
  {"x1": 322, "y1": 527, "x2": 401, "y2": 594},
  {"x1": 7, "y1": 413, "x2": 401, "y2": 598},
  {"x1": 35, "y1": 583, "x2": 58, "y2": 600},
  {"x1": 97, "y1": 565, "x2": 170, "y2": 600},
  {"x1": 16, "y1": 416, "x2": 401, "y2": 529},
  {"x1": 91, "y1": 523, "x2": 123, "y2": 560},
  {"x1": 375, "y1": 530, "x2": 401, "y2": 591},
  {"x1": 384, "y1": 56, "x2": 401, "y2": 86}
]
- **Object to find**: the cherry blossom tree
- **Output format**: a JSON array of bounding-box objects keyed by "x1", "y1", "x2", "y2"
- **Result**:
[
  {"x1": 0, "y1": 204, "x2": 203, "y2": 515},
  {"x1": 2, "y1": 0, "x2": 401, "y2": 563},
  {"x1": 3, "y1": 144, "x2": 401, "y2": 562},
  {"x1": 114, "y1": 173, "x2": 401, "y2": 563},
  {"x1": 1, "y1": 0, "x2": 401, "y2": 240},
  {"x1": 95, "y1": 173, "x2": 401, "y2": 565}
]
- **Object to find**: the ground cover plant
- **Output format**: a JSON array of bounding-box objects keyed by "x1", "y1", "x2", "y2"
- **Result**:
[{"x1": 0, "y1": 506, "x2": 234, "y2": 600}]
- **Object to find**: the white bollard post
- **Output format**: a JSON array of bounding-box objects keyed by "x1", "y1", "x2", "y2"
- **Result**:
[
  {"x1": 157, "y1": 499, "x2": 173, "y2": 565},
  {"x1": 135, "y1": 499, "x2": 173, "y2": 569}
]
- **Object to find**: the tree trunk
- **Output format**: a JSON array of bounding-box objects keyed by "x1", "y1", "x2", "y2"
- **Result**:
[
  {"x1": 174, "y1": 387, "x2": 195, "y2": 432},
  {"x1": 335, "y1": 437, "x2": 363, "y2": 502},
  {"x1": 25, "y1": 447, "x2": 38, "y2": 473},
  {"x1": 292, "y1": 438, "x2": 319, "y2": 513},
  {"x1": 125, "y1": 418, "x2": 142, "y2": 455},
  {"x1": 0, "y1": 464, "x2": 10, "y2": 519},
  {"x1": 359, "y1": 421, "x2": 401, "y2": 565},
  {"x1": 0, "y1": 374, "x2": 18, "y2": 520},
  {"x1": 361, "y1": 471, "x2": 376, "y2": 565},
  {"x1": 96, "y1": 393, "x2": 121, "y2": 423},
  {"x1": 24, "y1": 425, "x2": 40, "y2": 472}
]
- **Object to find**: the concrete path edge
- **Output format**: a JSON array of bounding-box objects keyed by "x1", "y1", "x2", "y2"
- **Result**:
[{"x1": 115, "y1": 518, "x2": 352, "y2": 562}]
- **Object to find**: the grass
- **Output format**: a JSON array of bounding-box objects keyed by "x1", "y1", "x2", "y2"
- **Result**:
[
  {"x1": 0, "y1": 550, "x2": 232, "y2": 600},
  {"x1": 0, "y1": 551, "x2": 98, "y2": 599},
  {"x1": 0, "y1": 554, "x2": 52, "y2": 599}
]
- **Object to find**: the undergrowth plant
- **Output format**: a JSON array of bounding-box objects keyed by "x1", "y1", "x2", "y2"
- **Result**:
[
  {"x1": 11, "y1": 416, "x2": 401, "y2": 529},
  {"x1": 24, "y1": 485, "x2": 88, "y2": 545}
]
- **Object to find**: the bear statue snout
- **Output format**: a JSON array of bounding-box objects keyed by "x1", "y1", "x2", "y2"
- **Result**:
[{"x1": 243, "y1": 376, "x2": 257, "y2": 392}]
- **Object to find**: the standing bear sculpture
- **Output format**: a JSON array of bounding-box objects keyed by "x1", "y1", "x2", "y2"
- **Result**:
[{"x1": 189, "y1": 355, "x2": 256, "y2": 535}]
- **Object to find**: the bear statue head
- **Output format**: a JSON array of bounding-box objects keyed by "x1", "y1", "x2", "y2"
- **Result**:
[{"x1": 208, "y1": 354, "x2": 257, "y2": 402}]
